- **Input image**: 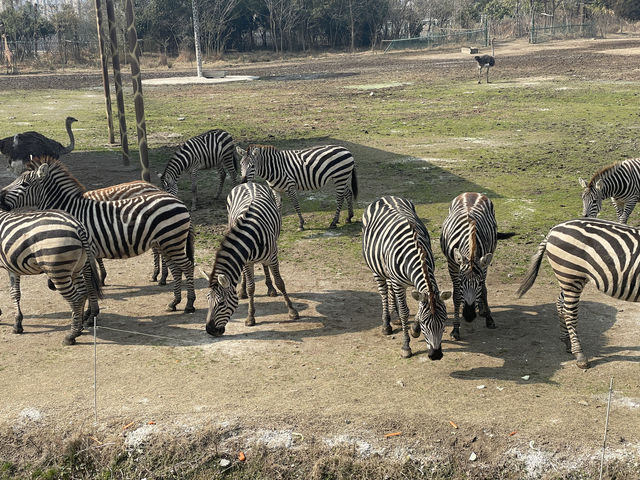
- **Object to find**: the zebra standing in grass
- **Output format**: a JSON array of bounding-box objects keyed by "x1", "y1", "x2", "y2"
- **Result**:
[
  {"x1": 204, "y1": 182, "x2": 298, "y2": 337},
  {"x1": 83, "y1": 180, "x2": 168, "y2": 285},
  {"x1": 579, "y1": 158, "x2": 640, "y2": 223},
  {"x1": 0, "y1": 157, "x2": 196, "y2": 313},
  {"x1": 238, "y1": 144, "x2": 357, "y2": 231},
  {"x1": 440, "y1": 192, "x2": 497, "y2": 340},
  {"x1": 0, "y1": 209, "x2": 102, "y2": 345},
  {"x1": 516, "y1": 217, "x2": 640, "y2": 369},
  {"x1": 160, "y1": 129, "x2": 238, "y2": 211},
  {"x1": 362, "y1": 196, "x2": 450, "y2": 359}
]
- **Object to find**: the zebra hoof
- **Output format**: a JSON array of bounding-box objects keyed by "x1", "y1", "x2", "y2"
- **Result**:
[
  {"x1": 329, "y1": 223, "x2": 337, "y2": 229},
  {"x1": 450, "y1": 328, "x2": 461, "y2": 341},
  {"x1": 575, "y1": 353, "x2": 589, "y2": 369},
  {"x1": 391, "y1": 318, "x2": 402, "y2": 326},
  {"x1": 245, "y1": 317, "x2": 256, "y2": 327},
  {"x1": 289, "y1": 309, "x2": 299, "y2": 320},
  {"x1": 13, "y1": 325, "x2": 23, "y2": 334},
  {"x1": 298, "y1": 226, "x2": 305, "y2": 232},
  {"x1": 267, "y1": 288, "x2": 278, "y2": 297},
  {"x1": 401, "y1": 348, "x2": 412, "y2": 359},
  {"x1": 63, "y1": 335, "x2": 77, "y2": 346},
  {"x1": 485, "y1": 317, "x2": 496, "y2": 329},
  {"x1": 166, "y1": 303, "x2": 178, "y2": 312},
  {"x1": 184, "y1": 306, "x2": 196, "y2": 314},
  {"x1": 382, "y1": 324, "x2": 392, "y2": 335},
  {"x1": 150, "y1": 275, "x2": 158, "y2": 283},
  {"x1": 158, "y1": 279, "x2": 167, "y2": 286}
]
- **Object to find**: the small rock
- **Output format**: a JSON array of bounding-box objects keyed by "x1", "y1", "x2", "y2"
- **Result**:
[
  {"x1": 469, "y1": 452, "x2": 477, "y2": 461},
  {"x1": 496, "y1": 386, "x2": 504, "y2": 391},
  {"x1": 177, "y1": 116, "x2": 186, "y2": 121},
  {"x1": 521, "y1": 375, "x2": 530, "y2": 381},
  {"x1": 219, "y1": 459, "x2": 231, "y2": 467},
  {"x1": 397, "y1": 380, "x2": 405, "y2": 387},
  {"x1": 476, "y1": 385, "x2": 486, "y2": 389},
  {"x1": 578, "y1": 400, "x2": 589, "y2": 406}
]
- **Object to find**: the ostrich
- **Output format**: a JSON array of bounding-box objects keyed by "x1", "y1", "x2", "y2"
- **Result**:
[
  {"x1": 0, "y1": 116, "x2": 77, "y2": 173},
  {"x1": 474, "y1": 38, "x2": 495, "y2": 84}
]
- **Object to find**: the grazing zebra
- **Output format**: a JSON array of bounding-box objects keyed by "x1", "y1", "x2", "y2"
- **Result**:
[
  {"x1": 238, "y1": 144, "x2": 358, "y2": 231},
  {"x1": 0, "y1": 209, "x2": 102, "y2": 345},
  {"x1": 579, "y1": 158, "x2": 640, "y2": 223},
  {"x1": 516, "y1": 217, "x2": 640, "y2": 369},
  {"x1": 83, "y1": 180, "x2": 168, "y2": 285},
  {"x1": 440, "y1": 192, "x2": 497, "y2": 340},
  {"x1": 205, "y1": 182, "x2": 298, "y2": 336},
  {"x1": 0, "y1": 157, "x2": 196, "y2": 313},
  {"x1": 362, "y1": 196, "x2": 450, "y2": 359},
  {"x1": 160, "y1": 129, "x2": 238, "y2": 211}
]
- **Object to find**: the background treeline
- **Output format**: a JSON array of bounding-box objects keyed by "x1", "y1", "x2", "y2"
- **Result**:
[{"x1": 0, "y1": 0, "x2": 639, "y2": 64}]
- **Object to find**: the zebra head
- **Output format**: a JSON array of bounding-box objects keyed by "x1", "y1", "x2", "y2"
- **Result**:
[
  {"x1": 453, "y1": 247, "x2": 492, "y2": 322},
  {"x1": 159, "y1": 171, "x2": 178, "y2": 197},
  {"x1": 238, "y1": 147, "x2": 258, "y2": 183},
  {"x1": 579, "y1": 177, "x2": 603, "y2": 218},
  {"x1": 0, "y1": 162, "x2": 50, "y2": 211},
  {"x1": 411, "y1": 288, "x2": 451, "y2": 361},
  {"x1": 205, "y1": 273, "x2": 239, "y2": 336}
]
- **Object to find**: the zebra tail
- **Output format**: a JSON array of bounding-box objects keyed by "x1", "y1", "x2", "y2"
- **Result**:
[
  {"x1": 516, "y1": 238, "x2": 548, "y2": 298},
  {"x1": 88, "y1": 255, "x2": 104, "y2": 300},
  {"x1": 187, "y1": 223, "x2": 195, "y2": 264},
  {"x1": 351, "y1": 167, "x2": 358, "y2": 200}
]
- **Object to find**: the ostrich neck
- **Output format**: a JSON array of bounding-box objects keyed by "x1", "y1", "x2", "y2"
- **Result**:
[{"x1": 63, "y1": 121, "x2": 75, "y2": 154}]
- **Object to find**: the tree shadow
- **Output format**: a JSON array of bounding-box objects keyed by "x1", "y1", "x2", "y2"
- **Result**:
[{"x1": 446, "y1": 300, "x2": 637, "y2": 384}]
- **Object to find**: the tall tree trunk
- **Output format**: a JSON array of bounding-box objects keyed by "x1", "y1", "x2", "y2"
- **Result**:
[
  {"x1": 124, "y1": 0, "x2": 150, "y2": 182},
  {"x1": 94, "y1": 0, "x2": 114, "y2": 144},
  {"x1": 104, "y1": 0, "x2": 129, "y2": 165},
  {"x1": 191, "y1": 0, "x2": 203, "y2": 76}
]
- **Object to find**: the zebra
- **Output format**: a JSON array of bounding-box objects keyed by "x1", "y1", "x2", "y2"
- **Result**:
[
  {"x1": 159, "y1": 129, "x2": 238, "y2": 211},
  {"x1": 204, "y1": 182, "x2": 298, "y2": 336},
  {"x1": 440, "y1": 192, "x2": 497, "y2": 340},
  {"x1": 362, "y1": 195, "x2": 450, "y2": 359},
  {"x1": 83, "y1": 180, "x2": 168, "y2": 285},
  {"x1": 237, "y1": 144, "x2": 358, "y2": 231},
  {"x1": 579, "y1": 158, "x2": 640, "y2": 224},
  {"x1": 0, "y1": 209, "x2": 102, "y2": 345},
  {"x1": 0, "y1": 157, "x2": 196, "y2": 313},
  {"x1": 516, "y1": 217, "x2": 640, "y2": 369}
]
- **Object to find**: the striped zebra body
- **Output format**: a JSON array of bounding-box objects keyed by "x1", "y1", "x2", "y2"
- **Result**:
[
  {"x1": 362, "y1": 196, "x2": 450, "y2": 359},
  {"x1": 205, "y1": 182, "x2": 298, "y2": 336},
  {"x1": 516, "y1": 217, "x2": 640, "y2": 368},
  {"x1": 160, "y1": 129, "x2": 238, "y2": 210},
  {"x1": 0, "y1": 209, "x2": 102, "y2": 345},
  {"x1": 0, "y1": 157, "x2": 196, "y2": 313},
  {"x1": 238, "y1": 144, "x2": 358, "y2": 230},
  {"x1": 579, "y1": 158, "x2": 640, "y2": 223},
  {"x1": 84, "y1": 180, "x2": 168, "y2": 285},
  {"x1": 440, "y1": 192, "x2": 497, "y2": 340}
]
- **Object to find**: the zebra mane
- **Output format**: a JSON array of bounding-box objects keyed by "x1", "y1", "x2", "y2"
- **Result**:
[
  {"x1": 410, "y1": 225, "x2": 436, "y2": 315},
  {"x1": 588, "y1": 161, "x2": 624, "y2": 187},
  {"x1": 26, "y1": 156, "x2": 87, "y2": 193},
  {"x1": 247, "y1": 144, "x2": 278, "y2": 151},
  {"x1": 468, "y1": 217, "x2": 477, "y2": 263}
]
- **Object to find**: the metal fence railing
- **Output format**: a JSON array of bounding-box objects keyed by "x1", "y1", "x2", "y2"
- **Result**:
[
  {"x1": 529, "y1": 23, "x2": 596, "y2": 44},
  {"x1": 383, "y1": 26, "x2": 488, "y2": 53}
]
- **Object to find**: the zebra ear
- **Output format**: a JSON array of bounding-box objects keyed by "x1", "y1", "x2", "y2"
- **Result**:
[
  {"x1": 453, "y1": 248, "x2": 464, "y2": 264},
  {"x1": 579, "y1": 177, "x2": 588, "y2": 189},
  {"x1": 235, "y1": 146, "x2": 246, "y2": 158},
  {"x1": 36, "y1": 163, "x2": 49, "y2": 179},
  {"x1": 594, "y1": 179, "x2": 603, "y2": 192},
  {"x1": 440, "y1": 290, "x2": 452, "y2": 301},
  {"x1": 411, "y1": 290, "x2": 427, "y2": 302},
  {"x1": 217, "y1": 274, "x2": 230, "y2": 288},
  {"x1": 479, "y1": 253, "x2": 493, "y2": 268},
  {"x1": 197, "y1": 267, "x2": 211, "y2": 282}
]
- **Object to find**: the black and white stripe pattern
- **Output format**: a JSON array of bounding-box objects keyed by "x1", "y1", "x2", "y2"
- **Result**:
[
  {"x1": 516, "y1": 217, "x2": 640, "y2": 369},
  {"x1": 579, "y1": 158, "x2": 640, "y2": 223},
  {"x1": 440, "y1": 192, "x2": 497, "y2": 340},
  {"x1": 160, "y1": 129, "x2": 238, "y2": 210},
  {"x1": 205, "y1": 182, "x2": 298, "y2": 336},
  {"x1": 84, "y1": 180, "x2": 168, "y2": 285},
  {"x1": 362, "y1": 195, "x2": 450, "y2": 359},
  {"x1": 238, "y1": 144, "x2": 358, "y2": 230},
  {"x1": 0, "y1": 157, "x2": 196, "y2": 313},
  {"x1": 0, "y1": 209, "x2": 102, "y2": 345}
]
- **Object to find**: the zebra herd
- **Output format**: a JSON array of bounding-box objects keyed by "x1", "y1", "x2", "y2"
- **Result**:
[{"x1": 0, "y1": 126, "x2": 639, "y2": 370}]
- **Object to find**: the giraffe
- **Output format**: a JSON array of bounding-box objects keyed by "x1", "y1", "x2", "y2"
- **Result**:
[{"x1": 2, "y1": 33, "x2": 14, "y2": 74}]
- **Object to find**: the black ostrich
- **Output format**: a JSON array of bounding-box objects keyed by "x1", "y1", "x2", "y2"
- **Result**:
[
  {"x1": 0, "y1": 116, "x2": 77, "y2": 172},
  {"x1": 474, "y1": 38, "x2": 495, "y2": 84}
]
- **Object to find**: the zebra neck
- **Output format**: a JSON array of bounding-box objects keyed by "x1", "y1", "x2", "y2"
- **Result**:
[
  {"x1": 408, "y1": 255, "x2": 432, "y2": 295},
  {"x1": 212, "y1": 238, "x2": 246, "y2": 288}
]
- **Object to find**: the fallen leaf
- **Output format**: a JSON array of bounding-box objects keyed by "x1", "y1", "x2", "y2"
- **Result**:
[
  {"x1": 122, "y1": 421, "x2": 135, "y2": 431},
  {"x1": 509, "y1": 430, "x2": 517, "y2": 436},
  {"x1": 238, "y1": 451, "x2": 246, "y2": 462},
  {"x1": 147, "y1": 421, "x2": 156, "y2": 425},
  {"x1": 449, "y1": 421, "x2": 458, "y2": 429},
  {"x1": 384, "y1": 431, "x2": 402, "y2": 438}
]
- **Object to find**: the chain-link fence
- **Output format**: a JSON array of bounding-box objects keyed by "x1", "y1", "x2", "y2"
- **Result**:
[
  {"x1": 383, "y1": 26, "x2": 488, "y2": 53},
  {"x1": 529, "y1": 23, "x2": 597, "y2": 44}
]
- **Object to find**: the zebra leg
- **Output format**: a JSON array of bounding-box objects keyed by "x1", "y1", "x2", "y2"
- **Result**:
[
  {"x1": 165, "y1": 259, "x2": 183, "y2": 312},
  {"x1": 215, "y1": 167, "x2": 227, "y2": 200},
  {"x1": 9, "y1": 273, "x2": 23, "y2": 334},
  {"x1": 619, "y1": 198, "x2": 638, "y2": 224},
  {"x1": 65, "y1": 275, "x2": 89, "y2": 345},
  {"x1": 244, "y1": 264, "x2": 256, "y2": 326},
  {"x1": 285, "y1": 186, "x2": 305, "y2": 231},
  {"x1": 237, "y1": 271, "x2": 248, "y2": 299},
  {"x1": 388, "y1": 280, "x2": 401, "y2": 326},
  {"x1": 391, "y1": 283, "x2": 412, "y2": 358},
  {"x1": 190, "y1": 168, "x2": 199, "y2": 211},
  {"x1": 448, "y1": 263, "x2": 462, "y2": 340},
  {"x1": 478, "y1": 279, "x2": 495, "y2": 329},
  {"x1": 346, "y1": 189, "x2": 354, "y2": 224},
  {"x1": 561, "y1": 286, "x2": 589, "y2": 369},
  {"x1": 556, "y1": 292, "x2": 571, "y2": 352},
  {"x1": 329, "y1": 184, "x2": 348, "y2": 229},
  {"x1": 269, "y1": 260, "x2": 299, "y2": 320},
  {"x1": 159, "y1": 254, "x2": 169, "y2": 286},
  {"x1": 375, "y1": 275, "x2": 393, "y2": 335},
  {"x1": 262, "y1": 263, "x2": 278, "y2": 297}
]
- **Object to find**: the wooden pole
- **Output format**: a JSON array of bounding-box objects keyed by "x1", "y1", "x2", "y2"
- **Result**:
[
  {"x1": 104, "y1": 0, "x2": 130, "y2": 166},
  {"x1": 124, "y1": 0, "x2": 150, "y2": 182},
  {"x1": 93, "y1": 0, "x2": 114, "y2": 144},
  {"x1": 191, "y1": 0, "x2": 203, "y2": 77}
]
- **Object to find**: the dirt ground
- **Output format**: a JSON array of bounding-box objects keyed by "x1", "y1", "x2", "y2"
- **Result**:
[{"x1": 1, "y1": 36, "x2": 640, "y2": 478}]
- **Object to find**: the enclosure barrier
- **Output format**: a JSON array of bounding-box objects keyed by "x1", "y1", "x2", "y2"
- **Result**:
[
  {"x1": 529, "y1": 23, "x2": 596, "y2": 44},
  {"x1": 383, "y1": 27, "x2": 488, "y2": 53}
]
